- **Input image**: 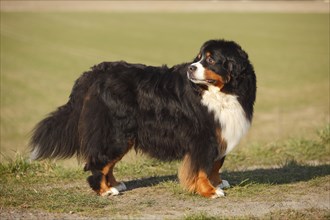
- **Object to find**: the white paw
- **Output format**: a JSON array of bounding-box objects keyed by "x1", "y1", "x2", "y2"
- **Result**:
[
  {"x1": 211, "y1": 186, "x2": 225, "y2": 199},
  {"x1": 100, "y1": 182, "x2": 126, "y2": 197},
  {"x1": 219, "y1": 180, "x2": 230, "y2": 189},
  {"x1": 101, "y1": 187, "x2": 119, "y2": 196},
  {"x1": 115, "y1": 182, "x2": 127, "y2": 192}
]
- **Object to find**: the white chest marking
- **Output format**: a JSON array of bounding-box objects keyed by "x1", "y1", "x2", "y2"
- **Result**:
[{"x1": 201, "y1": 86, "x2": 250, "y2": 155}]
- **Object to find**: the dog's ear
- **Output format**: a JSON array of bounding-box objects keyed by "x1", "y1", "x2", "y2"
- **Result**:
[
  {"x1": 224, "y1": 60, "x2": 234, "y2": 73},
  {"x1": 228, "y1": 46, "x2": 249, "y2": 77},
  {"x1": 224, "y1": 48, "x2": 249, "y2": 87},
  {"x1": 226, "y1": 46, "x2": 256, "y2": 101},
  {"x1": 223, "y1": 60, "x2": 237, "y2": 87}
]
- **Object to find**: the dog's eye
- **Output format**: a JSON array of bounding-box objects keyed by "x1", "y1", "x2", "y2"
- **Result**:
[
  {"x1": 206, "y1": 57, "x2": 215, "y2": 65},
  {"x1": 206, "y1": 79, "x2": 217, "y2": 84}
]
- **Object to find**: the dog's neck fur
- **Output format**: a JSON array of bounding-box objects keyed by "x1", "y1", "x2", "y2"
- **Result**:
[{"x1": 201, "y1": 85, "x2": 250, "y2": 156}]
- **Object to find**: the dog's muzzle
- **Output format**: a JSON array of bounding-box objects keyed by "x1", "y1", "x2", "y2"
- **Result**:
[{"x1": 187, "y1": 65, "x2": 197, "y2": 79}]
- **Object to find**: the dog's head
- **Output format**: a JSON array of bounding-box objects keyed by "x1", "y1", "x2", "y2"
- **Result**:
[{"x1": 187, "y1": 39, "x2": 254, "y2": 92}]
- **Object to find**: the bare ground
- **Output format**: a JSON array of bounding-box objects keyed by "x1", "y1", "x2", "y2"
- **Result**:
[{"x1": 1, "y1": 169, "x2": 329, "y2": 219}]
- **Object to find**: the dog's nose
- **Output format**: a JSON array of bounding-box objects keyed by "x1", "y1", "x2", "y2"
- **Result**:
[{"x1": 188, "y1": 65, "x2": 197, "y2": 74}]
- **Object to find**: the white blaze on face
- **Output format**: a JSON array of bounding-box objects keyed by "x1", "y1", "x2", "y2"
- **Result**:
[{"x1": 190, "y1": 61, "x2": 205, "y2": 81}]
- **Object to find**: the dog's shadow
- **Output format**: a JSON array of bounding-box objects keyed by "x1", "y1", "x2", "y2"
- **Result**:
[
  {"x1": 223, "y1": 161, "x2": 330, "y2": 186},
  {"x1": 124, "y1": 175, "x2": 177, "y2": 190},
  {"x1": 124, "y1": 162, "x2": 330, "y2": 191}
]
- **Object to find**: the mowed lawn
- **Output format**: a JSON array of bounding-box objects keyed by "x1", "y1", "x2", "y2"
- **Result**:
[
  {"x1": 1, "y1": 12, "x2": 328, "y2": 159},
  {"x1": 0, "y1": 12, "x2": 329, "y2": 219}
]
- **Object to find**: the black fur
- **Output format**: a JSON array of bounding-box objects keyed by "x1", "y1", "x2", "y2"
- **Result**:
[
  {"x1": 30, "y1": 39, "x2": 256, "y2": 192},
  {"x1": 87, "y1": 171, "x2": 103, "y2": 191}
]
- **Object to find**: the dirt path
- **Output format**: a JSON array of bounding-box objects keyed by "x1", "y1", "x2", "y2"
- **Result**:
[
  {"x1": 1, "y1": 188, "x2": 329, "y2": 219},
  {"x1": 1, "y1": 0, "x2": 329, "y2": 13},
  {"x1": 1, "y1": 174, "x2": 329, "y2": 219},
  {"x1": 107, "y1": 178, "x2": 330, "y2": 219}
]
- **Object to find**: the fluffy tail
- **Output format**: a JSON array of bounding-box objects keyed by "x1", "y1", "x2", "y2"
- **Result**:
[{"x1": 30, "y1": 70, "x2": 97, "y2": 160}]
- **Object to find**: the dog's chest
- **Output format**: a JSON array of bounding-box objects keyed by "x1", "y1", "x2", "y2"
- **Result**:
[{"x1": 201, "y1": 86, "x2": 250, "y2": 156}]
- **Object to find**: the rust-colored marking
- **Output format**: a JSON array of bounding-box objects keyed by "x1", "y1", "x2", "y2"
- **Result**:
[
  {"x1": 106, "y1": 167, "x2": 119, "y2": 187},
  {"x1": 179, "y1": 154, "x2": 218, "y2": 198},
  {"x1": 178, "y1": 154, "x2": 196, "y2": 192},
  {"x1": 97, "y1": 162, "x2": 114, "y2": 194},
  {"x1": 195, "y1": 170, "x2": 216, "y2": 198},
  {"x1": 97, "y1": 162, "x2": 118, "y2": 195},
  {"x1": 104, "y1": 139, "x2": 135, "y2": 188},
  {"x1": 99, "y1": 175, "x2": 110, "y2": 195},
  {"x1": 204, "y1": 69, "x2": 225, "y2": 89},
  {"x1": 101, "y1": 162, "x2": 113, "y2": 176}
]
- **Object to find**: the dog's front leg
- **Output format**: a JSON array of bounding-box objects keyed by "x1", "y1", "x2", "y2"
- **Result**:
[
  {"x1": 179, "y1": 154, "x2": 225, "y2": 198},
  {"x1": 195, "y1": 169, "x2": 225, "y2": 198}
]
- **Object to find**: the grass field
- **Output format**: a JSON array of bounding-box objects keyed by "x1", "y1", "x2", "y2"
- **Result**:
[
  {"x1": 1, "y1": 127, "x2": 329, "y2": 219},
  {"x1": 1, "y1": 12, "x2": 329, "y2": 219}
]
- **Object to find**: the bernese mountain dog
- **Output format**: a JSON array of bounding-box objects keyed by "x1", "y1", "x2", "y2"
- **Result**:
[{"x1": 30, "y1": 39, "x2": 256, "y2": 198}]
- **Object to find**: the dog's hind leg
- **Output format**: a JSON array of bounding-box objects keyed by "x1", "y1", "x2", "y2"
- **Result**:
[
  {"x1": 87, "y1": 157, "x2": 126, "y2": 196},
  {"x1": 100, "y1": 161, "x2": 127, "y2": 196},
  {"x1": 79, "y1": 86, "x2": 136, "y2": 196},
  {"x1": 87, "y1": 140, "x2": 134, "y2": 196},
  {"x1": 105, "y1": 166, "x2": 126, "y2": 196},
  {"x1": 103, "y1": 143, "x2": 134, "y2": 196}
]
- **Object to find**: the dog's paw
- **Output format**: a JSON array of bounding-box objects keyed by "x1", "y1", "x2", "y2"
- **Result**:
[
  {"x1": 101, "y1": 187, "x2": 119, "y2": 196},
  {"x1": 211, "y1": 186, "x2": 225, "y2": 199},
  {"x1": 100, "y1": 182, "x2": 127, "y2": 197},
  {"x1": 219, "y1": 180, "x2": 230, "y2": 189},
  {"x1": 115, "y1": 182, "x2": 127, "y2": 192},
  {"x1": 210, "y1": 181, "x2": 230, "y2": 199}
]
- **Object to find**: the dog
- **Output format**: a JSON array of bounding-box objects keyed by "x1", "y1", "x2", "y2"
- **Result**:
[{"x1": 30, "y1": 39, "x2": 256, "y2": 198}]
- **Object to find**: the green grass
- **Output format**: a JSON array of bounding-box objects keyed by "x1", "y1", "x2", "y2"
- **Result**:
[
  {"x1": 226, "y1": 125, "x2": 330, "y2": 169},
  {"x1": 0, "y1": 156, "x2": 105, "y2": 214},
  {"x1": 1, "y1": 12, "x2": 329, "y2": 160},
  {"x1": 0, "y1": 12, "x2": 329, "y2": 219},
  {"x1": 0, "y1": 127, "x2": 329, "y2": 218}
]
